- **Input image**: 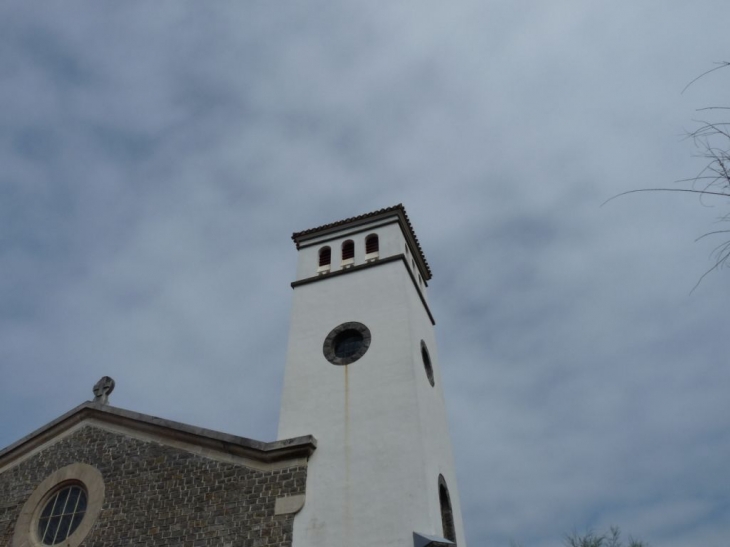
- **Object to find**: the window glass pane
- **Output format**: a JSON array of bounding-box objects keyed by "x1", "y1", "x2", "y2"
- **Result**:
[
  {"x1": 43, "y1": 517, "x2": 59, "y2": 544},
  {"x1": 65, "y1": 487, "x2": 80, "y2": 514},
  {"x1": 40, "y1": 493, "x2": 57, "y2": 519},
  {"x1": 75, "y1": 490, "x2": 88, "y2": 513},
  {"x1": 51, "y1": 489, "x2": 69, "y2": 516},
  {"x1": 69, "y1": 512, "x2": 85, "y2": 537},
  {"x1": 334, "y1": 330, "x2": 363, "y2": 358},
  {"x1": 39, "y1": 485, "x2": 88, "y2": 545},
  {"x1": 54, "y1": 515, "x2": 71, "y2": 543},
  {"x1": 38, "y1": 517, "x2": 50, "y2": 539}
]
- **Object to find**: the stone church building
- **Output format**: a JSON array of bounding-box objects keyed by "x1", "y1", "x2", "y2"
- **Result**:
[{"x1": 0, "y1": 205, "x2": 466, "y2": 547}]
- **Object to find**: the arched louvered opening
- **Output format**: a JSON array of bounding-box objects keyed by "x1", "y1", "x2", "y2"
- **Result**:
[
  {"x1": 319, "y1": 246, "x2": 331, "y2": 269},
  {"x1": 341, "y1": 240, "x2": 355, "y2": 264},
  {"x1": 438, "y1": 475, "x2": 456, "y2": 544},
  {"x1": 365, "y1": 234, "x2": 379, "y2": 256}
]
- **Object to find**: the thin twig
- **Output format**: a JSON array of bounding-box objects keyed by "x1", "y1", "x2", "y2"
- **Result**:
[
  {"x1": 682, "y1": 61, "x2": 729, "y2": 94},
  {"x1": 695, "y1": 230, "x2": 730, "y2": 242},
  {"x1": 601, "y1": 188, "x2": 730, "y2": 207}
]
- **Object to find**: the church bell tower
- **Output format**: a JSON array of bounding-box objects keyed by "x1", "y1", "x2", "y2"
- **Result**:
[{"x1": 278, "y1": 205, "x2": 466, "y2": 547}]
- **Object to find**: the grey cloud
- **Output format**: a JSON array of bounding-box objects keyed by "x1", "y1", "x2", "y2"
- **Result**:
[{"x1": 2, "y1": 2, "x2": 730, "y2": 547}]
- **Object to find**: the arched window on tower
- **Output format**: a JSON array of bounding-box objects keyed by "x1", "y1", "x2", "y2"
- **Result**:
[
  {"x1": 341, "y1": 240, "x2": 355, "y2": 266},
  {"x1": 365, "y1": 234, "x2": 379, "y2": 260},
  {"x1": 318, "y1": 246, "x2": 331, "y2": 273},
  {"x1": 438, "y1": 475, "x2": 456, "y2": 544}
]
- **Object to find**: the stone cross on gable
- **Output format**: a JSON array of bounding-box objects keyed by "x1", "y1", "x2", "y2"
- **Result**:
[{"x1": 92, "y1": 376, "x2": 115, "y2": 405}]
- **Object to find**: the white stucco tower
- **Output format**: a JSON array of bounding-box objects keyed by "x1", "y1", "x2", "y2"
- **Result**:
[{"x1": 278, "y1": 205, "x2": 466, "y2": 547}]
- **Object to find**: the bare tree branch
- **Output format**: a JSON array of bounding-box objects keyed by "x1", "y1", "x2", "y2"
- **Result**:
[{"x1": 608, "y1": 61, "x2": 730, "y2": 288}]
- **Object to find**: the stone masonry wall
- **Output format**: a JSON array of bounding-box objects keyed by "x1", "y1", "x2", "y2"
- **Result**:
[{"x1": 0, "y1": 426, "x2": 307, "y2": 546}]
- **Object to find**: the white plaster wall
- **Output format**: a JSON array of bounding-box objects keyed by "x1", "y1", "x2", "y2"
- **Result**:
[
  {"x1": 279, "y1": 239, "x2": 464, "y2": 546},
  {"x1": 405, "y1": 277, "x2": 467, "y2": 546}
]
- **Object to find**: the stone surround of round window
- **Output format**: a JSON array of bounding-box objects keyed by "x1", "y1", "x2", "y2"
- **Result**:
[
  {"x1": 13, "y1": 463, "x2": 105, "y2": 547},
  {"x1": 323, "y1": 322, "x2": 372, "y2": 365}
]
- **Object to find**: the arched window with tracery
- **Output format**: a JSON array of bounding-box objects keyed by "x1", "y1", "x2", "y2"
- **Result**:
[
  {"x1": 365, "y1": 234, "x2": 379, "y2": 257},
  {"x1": 341, "y1": 240, "x2": 355, "y2": 264},
  {"x1": 319, "y1": 246, "x2": 331, "y2": 269},
  {"x1": 438, "y1": 475, "x2": 456, "y2": 544}
]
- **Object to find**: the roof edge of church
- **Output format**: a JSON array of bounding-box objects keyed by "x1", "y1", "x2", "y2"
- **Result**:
[
  {"x1": 291, "y1": 204, "x2": 432, "y2": 279},
  {"x1": 0, "y1": 401, "x2": 316, "y2": 472}
]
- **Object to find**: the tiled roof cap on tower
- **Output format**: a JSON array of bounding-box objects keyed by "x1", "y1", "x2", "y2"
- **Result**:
[{"x1": 291, "y1": 204, "x2": 432, "y2": 280}]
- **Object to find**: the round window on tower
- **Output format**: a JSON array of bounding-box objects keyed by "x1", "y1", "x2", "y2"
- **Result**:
[
  {"x1": 421, "y1": 340, "x2": 435, "y2": 387},
  {"x1": 323, "y1": 322, "x2": 371, "y2": 365}
]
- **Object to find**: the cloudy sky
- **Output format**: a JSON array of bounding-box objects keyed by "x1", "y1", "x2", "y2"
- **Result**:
[{"x1": 1, "y1": 2, "x2": 729, "y2": 546}]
